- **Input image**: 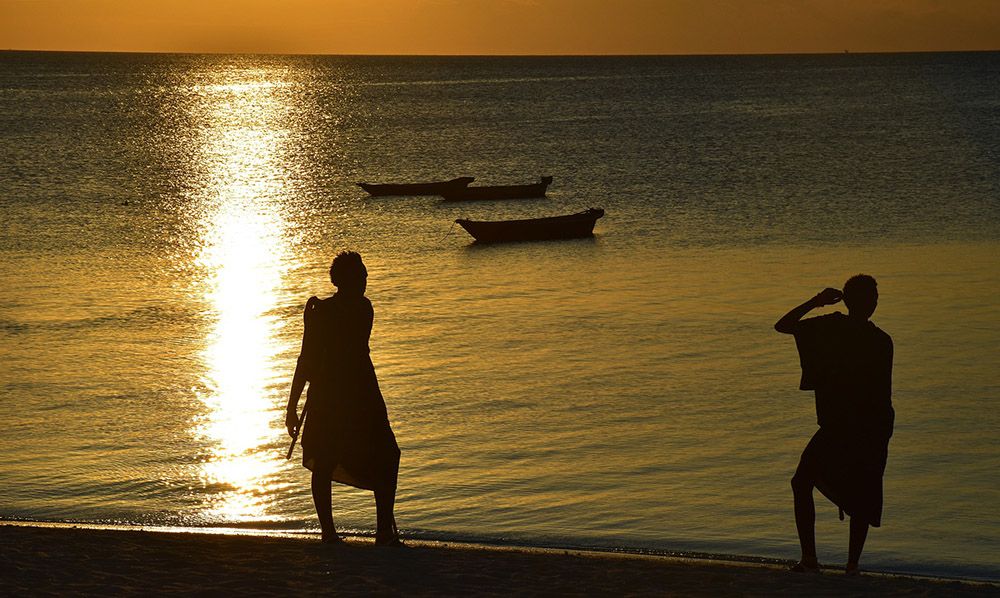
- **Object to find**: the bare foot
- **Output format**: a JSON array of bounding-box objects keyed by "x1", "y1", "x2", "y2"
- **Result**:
[
  {"x1": 375, "y1": 529, "x2": 405, "y2": 547},
  {"x1": 790, "y1": 560, "x2": 821, "y2": 573}
]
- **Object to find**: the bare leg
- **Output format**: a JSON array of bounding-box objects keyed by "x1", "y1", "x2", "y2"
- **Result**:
[
  {"x1": 791, "y1": 473, "x2": 818, "y2": 568},
  {"x1": 847, "y1": 517, "x2": 869, "y2": 574},
  {"x1": 374, "y1": 488, "x2": 397, "y2": 544},
  {"x1": 311, "y1": 470, "x2": 338, "y2": 542},
  {"x1": 375, "y1": 450, "x2": 401, "y2": 546}
]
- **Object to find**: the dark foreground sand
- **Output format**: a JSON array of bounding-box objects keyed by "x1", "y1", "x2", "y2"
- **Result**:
[{"x1": 1, "y1": 524, "x2": 996, "y2": 597}]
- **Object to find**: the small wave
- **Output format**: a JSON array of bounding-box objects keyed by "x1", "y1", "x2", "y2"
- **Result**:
[
  {"x1": 0, "y1": 319, "x2": 30, "y2": 334},
  {"x1": 0, "y1": 305, "x2": 199, "y2": 335}
]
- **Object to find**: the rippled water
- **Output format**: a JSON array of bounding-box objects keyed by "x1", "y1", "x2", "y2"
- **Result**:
[{"x1": 1, "y1": 51, "x2": 998, "y2": 580}]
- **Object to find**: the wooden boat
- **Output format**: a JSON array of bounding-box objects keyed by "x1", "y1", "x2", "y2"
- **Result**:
[
  {"x1": 456, "y1": 208, "x2": 604, "y2": 243},
  {"x1": 356, "y1": 177, "x2": 474, "y2": 197},
  {"x1": 440, "y1": 176, "x2": 553, "y2": 201}
]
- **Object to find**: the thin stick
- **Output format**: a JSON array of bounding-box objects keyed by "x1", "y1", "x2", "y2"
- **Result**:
[{"x1": 286, "y1": 402, "x2": 308, "y2": 460}]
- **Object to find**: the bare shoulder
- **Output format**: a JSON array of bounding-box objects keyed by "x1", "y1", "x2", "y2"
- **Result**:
[{"x1": 303, "y1": 295, "x2": 331, "y2": 320}]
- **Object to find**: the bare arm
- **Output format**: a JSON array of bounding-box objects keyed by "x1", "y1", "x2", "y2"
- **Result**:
[
  {"x1": 285, "y1": 360, "x2": 308, "y2": 436},
  {"x1": 285, "y1": 297, "x2": 319, "y2": 436},
  {"x1": 774, "y1": 288, "x2": 842, "y2": 334}
]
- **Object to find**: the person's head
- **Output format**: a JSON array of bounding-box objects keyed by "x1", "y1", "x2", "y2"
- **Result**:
[
  {"x1": 329, "y1": 251, "x2": 367, "y2": 295},
  {"x1": 843, "y1": 274, "x2": 878, "y2": 320}
]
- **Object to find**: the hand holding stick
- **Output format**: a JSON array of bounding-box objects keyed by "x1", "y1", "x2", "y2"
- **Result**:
[{"x1": 285, "y1": 402, "x2": 308, "y2": 460}]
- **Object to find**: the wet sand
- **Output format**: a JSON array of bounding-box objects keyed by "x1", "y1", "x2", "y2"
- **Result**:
[{"x1": 1, "y1": 524, "x2": 995, "y2": 596}]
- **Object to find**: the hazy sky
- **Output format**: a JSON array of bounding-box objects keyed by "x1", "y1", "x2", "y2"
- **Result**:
[{"x1": 2, "y1": 0, "x2": 998, "y2": 55}]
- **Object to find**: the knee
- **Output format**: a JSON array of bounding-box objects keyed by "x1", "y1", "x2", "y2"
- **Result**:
[{"x1": 791, "y1": 471, "x2": 813, "y2": 494}]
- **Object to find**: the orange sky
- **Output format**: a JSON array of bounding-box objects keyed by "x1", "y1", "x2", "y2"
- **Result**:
[{"x1": 2, "y1": 0, "x2": 998, "y2": 55}]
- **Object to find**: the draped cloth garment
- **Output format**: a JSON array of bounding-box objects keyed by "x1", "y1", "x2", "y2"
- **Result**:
[
  {"x1": 297, "y1": 294, "x2": 399, "y2": 492},
  {"x1": 793, "y1": 312, "x2": 894, "y2": 526}
]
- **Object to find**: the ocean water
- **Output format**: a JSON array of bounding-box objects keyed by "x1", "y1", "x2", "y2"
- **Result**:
[{"x1": 1, "y1": 51, "x2": 998, "y2": 580}]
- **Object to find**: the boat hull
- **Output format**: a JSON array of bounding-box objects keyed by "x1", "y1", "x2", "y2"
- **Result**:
[
  {"x1": 357, "y1": 177, "x2": 473, "y2": 197},
  {"x1": 441, "y1": 176, "x2": 552, "y2": 201},
  {"x1": 455, "y1": 208, "x2": 604, "y2": 243}
]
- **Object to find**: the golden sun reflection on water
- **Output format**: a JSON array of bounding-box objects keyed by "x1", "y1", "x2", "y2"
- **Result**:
[{"x1": 190, "y1": 72, "x2": 296, "y2": 523}]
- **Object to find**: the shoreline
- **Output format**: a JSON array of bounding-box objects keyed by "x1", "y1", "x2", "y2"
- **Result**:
[
  {"x1": 2, "y1": 522, "x2": 996, "y2": 596},
  {"x1": 3, "y1": 519, "x2": 996, "y2": 585}
]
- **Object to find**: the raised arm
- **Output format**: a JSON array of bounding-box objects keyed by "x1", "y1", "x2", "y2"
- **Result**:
[{"x1": 774, "y1": 288, "x2": 842, "y2": 334}]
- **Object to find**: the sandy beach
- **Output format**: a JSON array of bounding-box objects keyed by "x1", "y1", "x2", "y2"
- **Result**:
[{"x1": 1, "y1": 524, "x2": 995, "y2": 596}]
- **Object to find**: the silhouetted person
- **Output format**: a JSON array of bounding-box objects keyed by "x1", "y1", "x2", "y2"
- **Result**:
[
  {"x1": 774, "y1": 275, "x2": 894, "y2": 575},
  {"x1": 286, "y1": 251, "x2": 402, "y2": 546}
]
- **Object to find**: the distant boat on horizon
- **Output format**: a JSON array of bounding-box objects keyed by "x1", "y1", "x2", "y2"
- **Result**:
[
  {"x1": 356, "y1": 176, "x2": 474, "y2": 197},
  {"x1": 441, "y1": 176, "x2": 553, "y2": 202},
  {"x1": 455, "y1": 207, "x2": 604, "y2": 243}
]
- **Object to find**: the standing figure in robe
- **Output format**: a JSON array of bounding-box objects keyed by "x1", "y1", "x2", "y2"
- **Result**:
[
  {"x1": 774, "y1": 274, "x2": 894, "y2": 575},
  {"x1": 286, "y1": 251, "x2": 402, "y2": 546}
]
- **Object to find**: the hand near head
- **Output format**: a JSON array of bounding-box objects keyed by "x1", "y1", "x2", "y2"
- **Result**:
[
  {"x1": 775, "y1": 286, "x2": 843, "y2": 334},
  {"x1": 814, "y1": 287, "x2": 843, "y2": 307}
]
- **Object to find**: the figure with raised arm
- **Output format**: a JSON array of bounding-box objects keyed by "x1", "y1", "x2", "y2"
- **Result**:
[
  {"x1": 286, "y1": 251, "x2": 402, "y2": 546},
  {"x1": 774, "y1": 275, "x2": 894, "y2": 575}
]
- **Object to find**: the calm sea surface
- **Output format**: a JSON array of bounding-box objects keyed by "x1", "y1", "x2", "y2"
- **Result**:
[{"x1": 1, "y1": 51, "x2": 998, "y2": 580}]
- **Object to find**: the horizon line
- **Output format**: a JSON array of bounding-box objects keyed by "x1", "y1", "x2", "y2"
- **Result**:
[{"x1": 2, "y1": 48, "x2": 999, "y2": 59}]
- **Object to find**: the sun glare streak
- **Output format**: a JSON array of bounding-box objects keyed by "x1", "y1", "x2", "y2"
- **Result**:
[{"x1": 190, "y1": 69, "x2": 296, "y2": 523}]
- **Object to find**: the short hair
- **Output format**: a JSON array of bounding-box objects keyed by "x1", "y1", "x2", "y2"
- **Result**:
[
  {"x1": 329, "y1": 251, "x2": 366, "y2": 288},
  {"x1": 843, "y1": 274, "x2": 877, "y2": 310}
]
